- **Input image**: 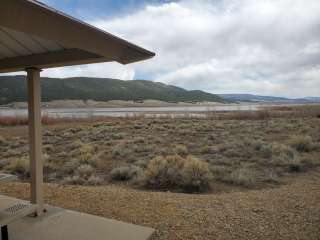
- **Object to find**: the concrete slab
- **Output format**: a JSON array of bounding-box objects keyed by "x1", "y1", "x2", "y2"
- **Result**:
[{"x1": 0, "y1": 195, "x2": 155, "y2": 240}]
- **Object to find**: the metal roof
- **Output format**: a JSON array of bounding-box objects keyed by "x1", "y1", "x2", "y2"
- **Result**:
[
  {"x1": 0, "y1": 26, "x2": 64, "y2": 59},
  {"x1": 0, "y1": 0, "x2": 155, "y2": 73}
]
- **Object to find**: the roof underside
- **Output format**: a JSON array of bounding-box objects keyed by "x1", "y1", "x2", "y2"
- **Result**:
[
  {"x1": 0, "y1": 27, "x2": 64, "y2": 58},
  {"x1": 0, "y1": 0, "x2": 155, "y2": 73}
]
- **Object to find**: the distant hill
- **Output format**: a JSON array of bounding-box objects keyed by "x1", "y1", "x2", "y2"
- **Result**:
[
  {"x1": 303, "y1": 97, "x2": 320, "y2": 102},
  {"x1": 0, "y1": 75, "x2": 226, "y2": 105},
  {"x1": 219, "y1": 94, "x2": 320, "y2": 103}
]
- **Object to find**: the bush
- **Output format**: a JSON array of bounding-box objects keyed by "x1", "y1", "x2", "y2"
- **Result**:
[
  {"x1": 225, "y1": 167, "x2": 258, "y2": 187},
  {"x1": 174, "y1": 144, "x2": 188, "y2": 156},
  {"x1": 87, "y1": 175, "x2": 104, "y2": 186},
  {"x1": 142, "y1": 155, "x2": 212, "y2": 192},
  {"x1": 289, "y1": 136, "x2": 313, "y2": 152},
  {"x1": 262, "y1": 170, "x2": 279, "y2": 183},
  {"x1": 77, "y1": 164, "x2": 95, "y2": 179},
  {"x1": 133, "y1": 137, "x2": 145, "y2": 144},
  {"x1": 62, "y1": 175, "x2": 83, "y2": 185},
  {"x1": 271, "y1": 144, "x2": 296, "y2": 164},
  {"x1": 260, "y1": 144, "x2": 273, "y2": 158},
  {"x1": 110, "y1": 165, "x2": 142, "y2": 181},
  {"x1": 62, "y1": 174, "x2": 103, "y2": 186},
  {"x1": 112, "y1": 144, "x2": 130, "y2": 158},
  {"x1": 142, "y1": 155, "x2": 184, "y2": 189},
  {"x1": 209, "y1": 165, "x2": 232, "y2": 180},
  {"x1": 0, "y1": 159, "x2": 10, "y2": 169},
  {"x1": 181, "y1": 156, "x2": 213, "y2": 191},
  {"x1": 0, "y1": 136, "x2": 6, "y2": 145},
  {"x1": 271, "y1": 144, "x2": 303, "y2": 172},
  {"x1": 111, "y1": 133, "x2": 125, "y2": 140},
  {"x1": 61, "y1": 159, "x2": 81, "y2": 174},
  {"x1": 5, "y1": 158, "x2": 29, "y2": 178},
  {"x1": 200, "y1": 146, "x2": 214, "y2": 154},
  {"x1": 78, "y1": 144, "x2": 95, "y2": 163}
]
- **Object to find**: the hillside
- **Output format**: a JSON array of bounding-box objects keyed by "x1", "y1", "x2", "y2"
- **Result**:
[
  {"x1": 218, "y1": 94, "x2": 320, "y2": 103},
  {"x1": 0, "y1": 75, "x2": 226, "y2": 105}
]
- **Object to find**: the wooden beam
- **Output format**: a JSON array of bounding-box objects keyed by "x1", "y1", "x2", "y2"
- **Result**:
[{"x1": 27, "y1": 67, "x2": 44, "y2": 216}]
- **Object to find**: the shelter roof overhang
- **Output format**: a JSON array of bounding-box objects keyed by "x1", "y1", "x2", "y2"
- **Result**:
[{"x1": 0, "y1": 0, "x2": 155, "y2": 73}]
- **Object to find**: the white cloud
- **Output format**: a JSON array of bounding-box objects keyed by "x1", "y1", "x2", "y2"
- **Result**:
[
  {"x1": 94, "y1": 0, "x2": 320, "y2": 98},
  {"x1": 1, "y1": 62, "x2": 135, "y2": 80},
  {"x1": 2, "y1": 0, "x2": 320, "y2": 98},
  {"x1": 41, "y1": 62, "x2": 135, "y2": 80}
]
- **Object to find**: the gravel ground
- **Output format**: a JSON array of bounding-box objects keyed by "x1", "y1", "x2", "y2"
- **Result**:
[{"x1": 1, "y1": 170, "x2": 320, "y2": 240}]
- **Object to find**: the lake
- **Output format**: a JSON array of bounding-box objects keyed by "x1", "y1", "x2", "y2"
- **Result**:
[{"x1": 0, "y1": 105, "x2": 261, "y2": 118}]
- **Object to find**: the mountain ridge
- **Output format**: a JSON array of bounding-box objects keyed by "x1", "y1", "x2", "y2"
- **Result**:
[
  {"x1": 0, "y1": 75, "x2": 226, "y2": 104},
  {"x1": 218, "y1": 94, "x2": 320, "y2": 103}
]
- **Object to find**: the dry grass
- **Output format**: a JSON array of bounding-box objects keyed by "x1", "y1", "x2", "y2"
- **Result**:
[{"x1": 0, "y1": 108, "x2": 320, "y2": 192}]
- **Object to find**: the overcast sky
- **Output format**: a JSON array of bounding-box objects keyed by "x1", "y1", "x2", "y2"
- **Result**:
[{"x1": 6, "y1": 0, "x2": 320, "y2": 98}]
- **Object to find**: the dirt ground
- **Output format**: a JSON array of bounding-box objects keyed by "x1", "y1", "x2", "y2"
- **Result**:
[{"x1": 1, "y1": 169, "x2": 319, "y2": 240}]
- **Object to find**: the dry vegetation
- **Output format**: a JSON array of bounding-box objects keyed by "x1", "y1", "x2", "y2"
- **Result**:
[
  {"x1": 1, "y1": 105, "x2": 320, "y2": 193},
  {"x1": 1, "y1": 105, "x2": 320, "y2": 239}
]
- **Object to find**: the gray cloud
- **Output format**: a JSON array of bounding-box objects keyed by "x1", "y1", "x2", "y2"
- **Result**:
[
  {"x1": 6, "y1": 0, "x2": 319, "y2": 98},
  {"x1": 93, "y1": 0, "x2": 320, "y2": 98}
]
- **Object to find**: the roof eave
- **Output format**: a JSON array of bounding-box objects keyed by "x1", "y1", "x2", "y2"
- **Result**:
[{"x1": 0, "y1": 0, "x2": 155, "y2": 65}]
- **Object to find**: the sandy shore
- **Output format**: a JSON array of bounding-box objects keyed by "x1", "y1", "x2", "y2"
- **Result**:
[{"x1": 4, "y1": 99, "x2": 225, "y2": 109}]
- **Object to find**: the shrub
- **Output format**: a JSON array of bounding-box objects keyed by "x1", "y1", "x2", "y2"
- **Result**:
[
  {"x1": 312, "y1": 142, "x2": 320, "y2": 151},
  {"x1": 261, "y1": 170, "x2": 279, "y2": 183},
  {"x1": 111, "y1": 133, "x2": 125, "y2": 140},
  {"x1": 209, "y1": 165, "x2": 232, "y2": 180},
  {"x1": 78, "y1": 144, "x2": 95, "y2": 163},
  {"x1": 5, "y1": 149, "x2": 20, "y2": 158},
  {"x1": 300, "y1": 155, "x2": 320, "y2": 168},
  {"x1": 61, "y1": 159, "x2": 81, "y2": 174},
  {"x1": 62, "y1": 174, "x2": 103, "y2": 186},
  {"x1": 43, "y1": 154, "x2": 57, "y2": 174},
  {"x1": 135, "y1": 159, "x2": 149, "y2": 168},
  {"x1": 0, "y1": 159, "x2": 10, "y2": 169},
  {"x1": 133, "y1": 137, "x2": 145, "y2": 144},
  {"x1": 174, "y1": 144, "x2": 188, "y2": 156},
  {"x1": 87, "y1": 175, "x2": 104, "y2": 186},
  {"x1": 43, "y1": 144, "x2": 54, "y2": 152},
  {"x1": 225, "y1": 167, "x2": 258, "y2": 187},
  {"x1": 112, "y1": 144, "x2": 130, "y2": 158},
  {"x1": 5, "y1": 158, "x2": 29, "y2": 178},
  {"x1": 271, "y1": 144, "x2": 303, "y2": 172},
  {"x1": 181, "y1": 156, "x2": 213, "y2": 192},
  {"x1": 143, "y1": 155, "x2": 184, "y2": 189},
  {"x1": 0, "y1": 136, "x2": 6, "y2": 145},
  {"x1": 133, "y1": 144, "x2": 151, "y2": 154},
  {"x1": 142, "y1": 155, "x2": 212, "y2": 192},
  {"x1": 77, "y1": 164, "x2": 95, "y2": 179},
  {"x1": 271, "y1": 144, "x2": 295, "y2": 164},
  {"x1": 110, "y1": 165, "x2": 142, "y2": 181},
  {"x1": 289, "y1": 136, "x2": 313, "y2": 152},
  {"x1": 207, "y1": 133, "x2": 217, "y2": 141},
  {"x1": 200, "y1": 146, "x2": 213, "y2": 154},
  {"x1": 253, "y1": 140, "x2": 264, "y2": 151},
  {"x1": 62, "y1": 175, "x2": 83, "y2": 185},
  {"x1": 260, "y1": 144, "x2": 273, "y2": 158}
]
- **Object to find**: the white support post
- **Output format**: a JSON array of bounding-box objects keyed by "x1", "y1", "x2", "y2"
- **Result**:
[{"x1": 27, "y1": 67, "x2": 44, "y2": 216}]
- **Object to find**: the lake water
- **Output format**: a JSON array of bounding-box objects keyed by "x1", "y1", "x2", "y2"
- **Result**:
[{"x1": 0, "y1": 105, "x2": 261, "y2": 118}]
